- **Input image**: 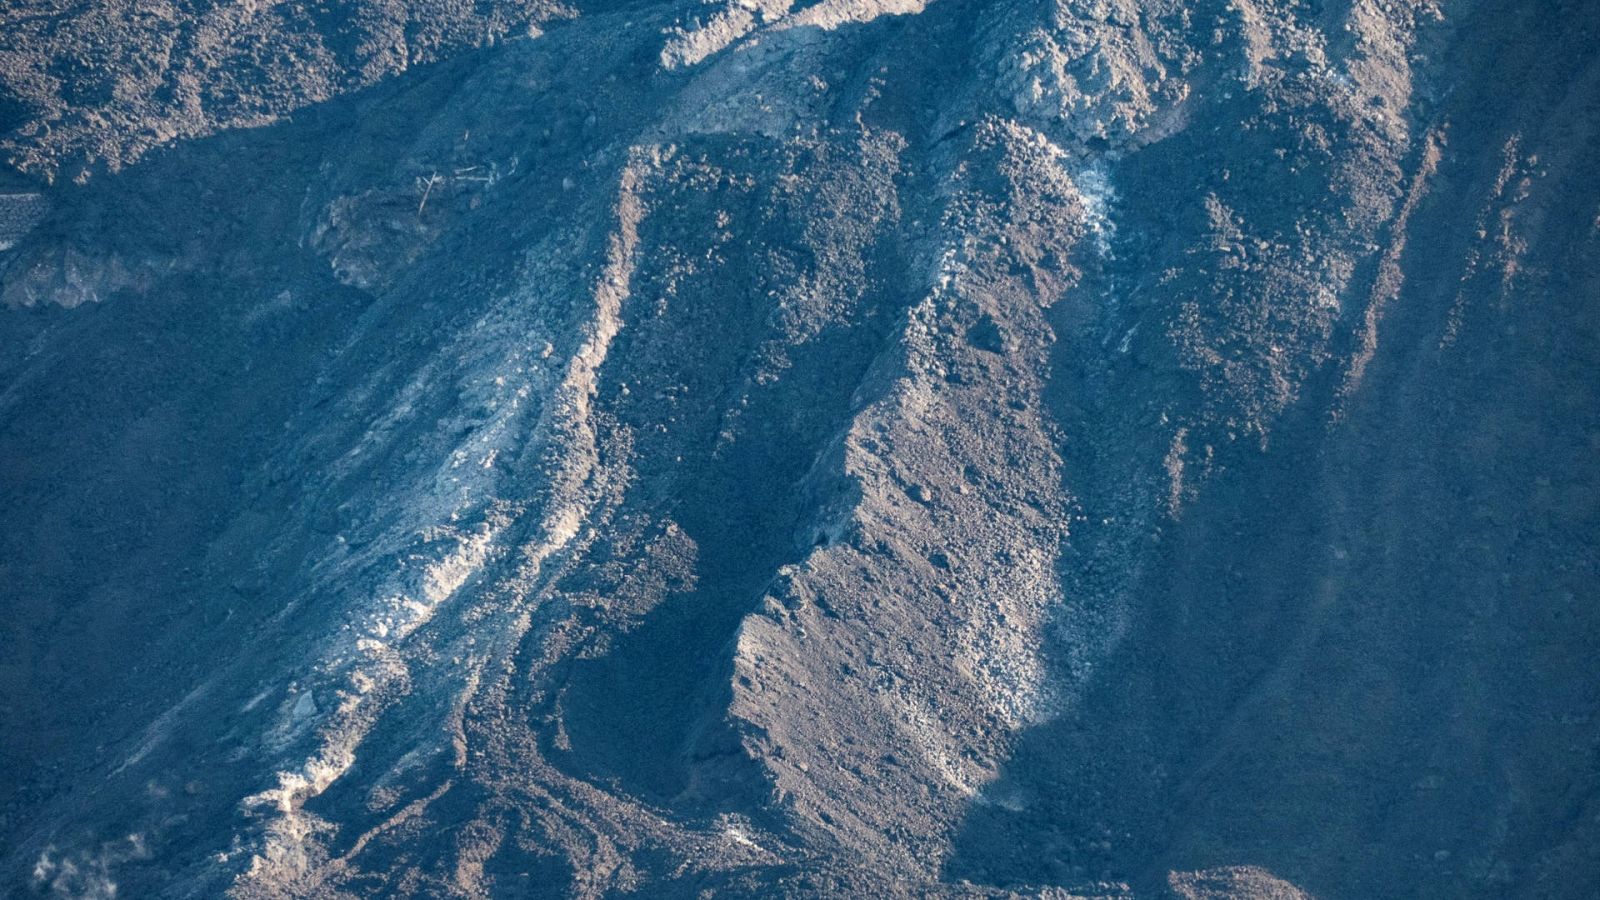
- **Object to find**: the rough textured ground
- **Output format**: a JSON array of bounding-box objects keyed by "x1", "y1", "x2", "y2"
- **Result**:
[{"x1": 1, "y1": 0, "x2": 1597, "y2": 897}]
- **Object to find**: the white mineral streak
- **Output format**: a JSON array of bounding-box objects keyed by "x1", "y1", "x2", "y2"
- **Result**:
[{"x1": 234, "y1": 159, "x2": 647, "y2": 888}]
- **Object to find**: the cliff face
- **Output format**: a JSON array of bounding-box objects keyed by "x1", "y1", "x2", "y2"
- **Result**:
[{"x1": 2, "y1": 0, "x2": 1598, "y2": 897}]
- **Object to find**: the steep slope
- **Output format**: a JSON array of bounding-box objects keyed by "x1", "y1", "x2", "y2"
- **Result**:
[{"x1": 1, "y1": 0, "x2": 1597, "y2": 897}]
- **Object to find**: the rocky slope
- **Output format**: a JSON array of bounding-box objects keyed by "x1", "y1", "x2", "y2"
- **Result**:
[{"x1": 2, "y1": 0, "x2": 1598, "y2": 897}]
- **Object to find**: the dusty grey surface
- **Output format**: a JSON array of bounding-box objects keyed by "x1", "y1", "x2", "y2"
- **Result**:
[{"x1": 1, "y1": 0, "x2": 1598, "y2": 897}]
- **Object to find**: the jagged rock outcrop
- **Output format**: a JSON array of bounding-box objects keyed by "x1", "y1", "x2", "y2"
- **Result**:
[{"x1": 2, "y1": 0, "x2": 1597, "y2": 897}]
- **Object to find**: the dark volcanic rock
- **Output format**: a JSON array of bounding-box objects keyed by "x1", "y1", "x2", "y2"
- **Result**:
[{"x1": 2, "y1": 0, "x2": 1598, "y2": 897}]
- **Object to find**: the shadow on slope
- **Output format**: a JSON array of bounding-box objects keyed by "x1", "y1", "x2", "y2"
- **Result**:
[{"x1": 945, "y1": 2, "x2": 1600, "y2": 895}]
